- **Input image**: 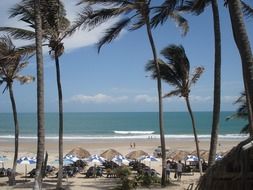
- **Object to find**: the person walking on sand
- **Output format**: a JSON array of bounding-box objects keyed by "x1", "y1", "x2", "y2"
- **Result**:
[
  {"x1": 133, "y1": 142, "x2": 136, "y2": 148},
  {"x1": 176, "y1": 160, "x2": 183, "y2": 181}
]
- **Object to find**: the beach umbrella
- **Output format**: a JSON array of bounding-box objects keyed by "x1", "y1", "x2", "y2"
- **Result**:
[
  {"x1": 126, "y1": 150, "x2": 149, "y2": 160},
  {"x1": 17, "y1": 156, "x2": 36, "y2": 181},
  {"x1": 215, "y1": 154, "x2": 223, "y2": 161},
  {"x1": 184, "y1": 155, "x2": 199, "y2": 162},
  {"x1": 64, "y1": 154, "x2": 80, "y2": 162},
  {"x1": 86, "y1": 155, "x2": 105, "y2": 165},
  {"x1": 100, "y1": 149, "x2": 122, "y2": 161},
  {"x1": 67, "y1": 147, "x2": 91, "y2": 159},
  {"x1": 112, "y1": 155, "x2": 129, "y2": 166},
  {"x1": 0, "y1": 155, "x2": 8, "y2": 168},
  {"x1": 51, "y1": 158, "x2": 74, "y2": 166},
  {"x1": 139, "y1": 155, "x2": 159, "y2": 168},
  {"x1": 168, "y1": 150, "x2": 189, "y2": 161}
]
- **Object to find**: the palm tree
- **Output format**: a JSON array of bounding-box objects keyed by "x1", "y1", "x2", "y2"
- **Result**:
[
  {"x1": 146, "y1": 44, "x2": 204, "y2": 176},
  {"x1": 226, "y1": 0, "x2": 253, "y2": 136},
  {"x1": 0, "y1": 35, "x2": 35, "y2": 185},
  {"x1": 76, "y1": 1, "x2": 188, "y2": 186},
  {"x1": 180, "y1": 0, "x2": 222, "y2": 166},
  {"x1": 33, "y1": 0, "x2": 45, "y2": 189},
  {"x1": 226, "y1": 92, "x2": 250, "y2": 134},
  {"x1": 0, "y1": 1, "x2": 73, "y2": 188}
]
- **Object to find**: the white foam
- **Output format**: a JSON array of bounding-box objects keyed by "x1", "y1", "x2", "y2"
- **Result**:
[{"x1": 113, "y1": 130, "x2": 155, "y2": 134}]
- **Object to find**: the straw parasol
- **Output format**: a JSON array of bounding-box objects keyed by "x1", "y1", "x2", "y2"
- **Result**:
[
  {"x1": 126, "y1": 150, "x2": 148, "y2": 160},
  {"x1": 66, "y1": 147, "x2": 90, "y2": 159},
  {"x1": 100, "y1": 149, "x2": 122, "y2": 161},
  {"x1": 196, "y1": 137, "x2": 253, "y2": 190},
  {"x1": 168, "y1": 150, "x2": 189, "y2": 161},
  {"x1": 191, "y1": 149, "x2": 209, "y2": 161}
]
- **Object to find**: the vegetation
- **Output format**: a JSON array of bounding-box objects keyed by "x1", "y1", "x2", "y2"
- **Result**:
[
  {"x1": 0, "y1": 35, "x2": 34, "y2": 185},
  {"x1": 146, "y1": 44, "x2": 204, "y2": 175}
]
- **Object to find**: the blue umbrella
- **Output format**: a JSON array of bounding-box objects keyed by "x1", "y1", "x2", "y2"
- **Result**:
[
  {"x1": 184, "y1": 155, "x2": 199, "y2": 162},
  {"x1": 112, "y1": 155, "x2": 129, "y2": 166},
  {"x1": 86, "y1": 155, "x2": 105, "y2": 165},
  {"x1": 51, "y1": 158, "x2": 74, "y2": 166},
  {"x1": 17, "y1": 156, "x2": 36, "y2": 181},
  {"x1": 215, "y1": 154, "x2": 223, "y2": 161},
  {"x1": 139, "y1": 155, "x2": 159, "y2": 167},
  {"x1": 64, "y1": 154, "x2": 80, "y2": 162}
]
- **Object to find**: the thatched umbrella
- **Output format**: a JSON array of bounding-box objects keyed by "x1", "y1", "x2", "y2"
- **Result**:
[
  {"x1": 168, "y1": 150, "x2": 189, "y2": 161},
  {"x1": 191, "y1": 149, "x2": 209, "y2": 161},
  {"x1": 66, "y1": 147, "x2": 90, "y2": 159},
  {"x1": 126, "y1": 150, "x2": 148, "y2": 160},
  {"x1": 100, "y1": 148, "x2": 122, "y2": 161},
  {"x1": 196, "y1": 137, "x2": 253, "y2": 190}
]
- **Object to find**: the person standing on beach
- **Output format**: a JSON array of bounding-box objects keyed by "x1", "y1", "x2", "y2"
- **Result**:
[
  {"x1": 176, "y1": 160, "x2": 183, "y2": 181},
  {"x1": 166, "y1": 160, "x2": 171, "y2": 180}
]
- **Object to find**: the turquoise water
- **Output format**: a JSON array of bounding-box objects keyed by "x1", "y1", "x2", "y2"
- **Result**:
[{"x1": 0, "y1": 112, "x2": 247, "y2": 139}]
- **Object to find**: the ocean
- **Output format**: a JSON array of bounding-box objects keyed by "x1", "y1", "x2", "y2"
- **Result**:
[{"x1": 0, "y1": 112, "x2": 248, "y2": 140}]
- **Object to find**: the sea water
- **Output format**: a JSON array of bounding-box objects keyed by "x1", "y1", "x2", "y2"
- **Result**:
[{"x1": 0, "y1": 112, "x2": 248, "y2": 140}]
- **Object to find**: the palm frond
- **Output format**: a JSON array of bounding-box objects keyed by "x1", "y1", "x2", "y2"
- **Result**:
[
  {"x1": 182, "y1": 0, "x2": 211, "y2": 15},
  {"x1": 168, "y1": 11, "x2": 189, "y2": 36},
  {"x1": 163, "y1": 89, "x2": 182, "y2": 98},
  {"x1": 129, "y1": 13, "x2": 145, "y2": 31},
  {"x1": 240, "y1": 124, "x2": 250, "y2": 134},
  {"x1": 241, "y1": 1, "x2": 253, "y2": 19},
  {"x1": 0, "y1": 27, "x2": 35, "y2": 40},
  {"x1": 97, "y1": 18, "x2": 131, "y2": 53},
  {"x1": 151, "y1": 0, "x2": 179, "y2": 28},
  {"x1": 189, "y1": 66, "x2": 204, "y2": 86},
  {"x1": 15, "y1": 75, "x2": 35, "y2": 84},
  {"x1": 77, "y1": 0, "x2": 128, "y2": 6},
  {"x1": 161, "y1": 44, "x2": 190, "y2": 82}
]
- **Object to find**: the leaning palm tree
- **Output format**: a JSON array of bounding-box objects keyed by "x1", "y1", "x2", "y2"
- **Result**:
[
  {"x1": 0, "y1": 35, "x2": 34, "y2": 186},
  {"x1": 76, "y1": 1, "x2": 188, "y2": 185},
  {"x1": 0, "y1": 1, "x2": 73, "y2": 188},
  {"x1": 146, "y1": 44, "x2": 204, "y2": 176},
  {"x1": 226, "y1": 0, "x2": 253, "y2": 136}
]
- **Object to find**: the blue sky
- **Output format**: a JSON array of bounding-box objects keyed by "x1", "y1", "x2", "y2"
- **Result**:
[{"x1": 0, "y1": 0, "x2": 252, "y2": 112}]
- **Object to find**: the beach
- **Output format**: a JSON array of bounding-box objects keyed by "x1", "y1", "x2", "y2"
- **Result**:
[{"x1": 0, "y1": 137, "x2": 243, "y2": 189}]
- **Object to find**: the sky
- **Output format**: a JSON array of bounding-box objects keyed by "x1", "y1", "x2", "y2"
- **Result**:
[{"x1": 0, "y1": 0, "x2": 252, "y2": 113}]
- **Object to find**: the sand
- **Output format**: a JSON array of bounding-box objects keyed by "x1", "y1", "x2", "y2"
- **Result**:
[{"x1": 0, "y1": 137, "x2": 243, "y2": 189}]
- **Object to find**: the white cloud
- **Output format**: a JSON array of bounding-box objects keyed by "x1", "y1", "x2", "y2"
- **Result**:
[
  {"x1": 221, "y1": 96, "x2": 238, "y2": 103},
  {"x1": 134, "y1": 95, "x2": 158, "y2": 103},
  {"x1": 0, "y1": 0, "x2": 123, "y2": 52},
  {"x1": 189, "y1": 95, "x2": 212, "y2": 102},
  {"x1": 67, "y1": 93, "x2": 128, "y2": 104}
]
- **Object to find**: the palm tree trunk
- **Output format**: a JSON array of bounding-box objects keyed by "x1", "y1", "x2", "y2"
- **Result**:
[
  {"x1": 55, "y1": 56, "x2": 64, "y2": 190},
  {"x1": 228, "y1": 0, "x2": 253, "y2": 136},
  {"x1": 34, "y1": 0, "x2": 45, "y2": 189},
  {"x1": 8, "y1": 83, "x2": 19, "y2": 186},
  {"x1": 185, "y1": 96, "x2": 203, "y2": 176},
  {"x1": 208, "y1": 0, "x2": 221, "y2": 166},
  {"x1": 145, "y1": 15, "x2": 166, "y2": 186}
]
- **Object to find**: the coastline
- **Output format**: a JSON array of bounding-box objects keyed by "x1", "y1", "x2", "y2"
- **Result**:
[{"x1": 0, "y1": 137, "x2": 244, "y2": 189}]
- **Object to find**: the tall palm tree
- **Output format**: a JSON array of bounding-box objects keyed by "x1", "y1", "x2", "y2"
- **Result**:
[
  {"x1": 0, "y1": 35, "x2": 35, "y2": 185},
  {"x1": 146, "y1": 44, "x2": 204, "y2": 176},
  {"x1": 33, "y1": 0, "x2": 45, "y2": 189},
  {"x1": 226, "y1": 0, "x2": 253, "y2": 136},
  {"x1": 180, "y1": 0, "x2": 222, "y2": 166},
  {"x1": 76, "y1": 0, "x2": 188, "y2": 185},
  {"x1": 0, "y1": 1, "x2": 73, "y2": 188}
]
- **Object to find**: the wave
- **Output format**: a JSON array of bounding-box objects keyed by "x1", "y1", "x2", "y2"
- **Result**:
[
  {"x1": 0, "y1": 133, "x2": 248, "y2": 140},
  {"x1": 113, "y1": 131, "x2": 155, "y2": 135}
]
